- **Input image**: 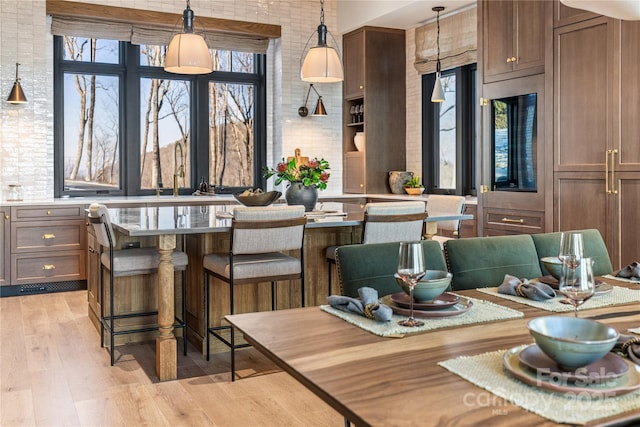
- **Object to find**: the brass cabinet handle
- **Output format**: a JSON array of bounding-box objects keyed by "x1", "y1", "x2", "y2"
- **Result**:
[
  {"x1": 42, "y1": 233, "x2": 56, "y2": 239},
  {"x1": 4, "y1": 215, "x2": 8, "y2": 220},
  {"x1": 43, "y1": 264, "x2": 56, "y2": 270},
  {"x1": 47, "y1": 210, "x2": 52, "y2": 215},
  {"x1": 506, "y1": 57, "x2": 512, "y2": 63},
  {"x1": 605, "y1": 149, "x2": 611, "y2": 194},
  {"x1": 611, "y1": 149, "x2": 618, "y2": 194},
  {"x1": 501, "y1": 217, "x2": 524, "y2": 224},
  {"x1": 359, "y1": 85, "x2": 364, "y2": 90}
]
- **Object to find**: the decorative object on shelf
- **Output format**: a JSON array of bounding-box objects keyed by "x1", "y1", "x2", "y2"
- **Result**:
[
  {"x1": 353, "y1": 132, "x2": 365, "y2": 151},
  {"x1": 7, "y1": 63, "x2": 27, "y2": 104},
  {"x1": 404, "y1": 175, "x2": 425, "y2": 195},
  {"x1": 164, "y1": 0, "x2": 213, "y2": 75},
  {"x1": 431, "y1": 6, "x2": 445, "y2": 103},
  {"x1": 233, "y1": 189, "x2": 282, "y2": 206},
  {"x1": 298, "y1": 84, "x2": 327, "y2": 117},
  {"x1": 264, "y1": 149, "x2": 330, "y2": 211},
  {"x1": 560, "y1": 0, "x2": 640, "y2": 20},
  {"x1": 300, "y1": 0, "x2": 344, "y2": 83},
  {"x1": 388, "y1": 171, "x2": 414, "y2": 194}
]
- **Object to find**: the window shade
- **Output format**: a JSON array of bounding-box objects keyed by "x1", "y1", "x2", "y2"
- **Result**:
[
  {"x1": 47, "y1": 0, "x2": 277, "y2": 54},
  {"x1": 414, "y1": 6, "x2": 477, "y2": 75}
]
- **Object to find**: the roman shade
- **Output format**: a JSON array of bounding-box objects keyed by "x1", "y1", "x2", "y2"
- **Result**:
[
  {"x1": 47, "y1": 0, "x2": 280, "y2": 54},
  {"x1": 414, "y1": 6, "x2": 477, "y2": 75}
]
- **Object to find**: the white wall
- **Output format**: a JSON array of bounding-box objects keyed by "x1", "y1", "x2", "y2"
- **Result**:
[{"x1": 0, "y1": 0, "x2": 344, "y2": 200}]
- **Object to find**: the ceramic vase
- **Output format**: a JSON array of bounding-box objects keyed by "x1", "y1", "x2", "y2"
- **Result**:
[
  {"x1": 353, "y1": 132, "x2": 365, "y2": 151},
  {"x1": 285, "y1": 183, "x2": 318, "y2": 212},
  {"x1": 388, "y1": 171, "x2": 413, "y2": 194}
]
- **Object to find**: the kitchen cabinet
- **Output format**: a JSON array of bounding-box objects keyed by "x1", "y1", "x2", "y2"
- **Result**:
[
  {"x1": 553, "y1": 18, "x2": 640, "y2": 269},
  {"x1": 10, "y1": 205, "x2": 86, "y2": 288},
  {"x1": 482, "y1": 207, "x2": 545, "y2": 237},
  {"x1": 0, "y1": 208, "x2": 8, "y2": 286},
  {"x1": 342, "y1": 26, "x2": 406, "y2": 194},
  {"x1": 481, "y1": 0, "x2": 549, "y2": 83}
]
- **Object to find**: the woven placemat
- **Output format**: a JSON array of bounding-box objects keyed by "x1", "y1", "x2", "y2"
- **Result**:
[
  {"x1": 320, "y1": 295, "x2": 523, "y2": 337},
  {"x1": 438, "y1": 347, "x2": 640, "y2": 425},
  {"x1": 477, "y1": 285, "x2": 640, "y2": 312}
]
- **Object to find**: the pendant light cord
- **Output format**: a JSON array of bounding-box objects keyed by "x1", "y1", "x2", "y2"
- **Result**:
[
  {"x1": 320, "y1": 0, "x2": 325, "y2": 25},
  {"x1": 436, "y1": 8, "x2": 441, "y2": 74}
]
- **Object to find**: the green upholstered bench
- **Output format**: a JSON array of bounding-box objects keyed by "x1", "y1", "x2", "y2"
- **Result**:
[
  {"x1": 335, "y1": 240, "x2": 447, "y2": 298},
  {"x1": 444, "y1": 235, "x2": 543, "y2": 291},
  {"x1": 530, "y1": 229, "x2": 613, "y2": 277}
]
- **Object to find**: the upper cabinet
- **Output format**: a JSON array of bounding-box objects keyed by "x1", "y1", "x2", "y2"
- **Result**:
[
  {"x1": 342, "y1": 27, "x2": 406, "y2": 194},
  {"x1": 482, "y1": 0, "x2": 548, "y2": 83},
  {"x1": 343, "y1": 29, "x2": 365, "y2": 100}
]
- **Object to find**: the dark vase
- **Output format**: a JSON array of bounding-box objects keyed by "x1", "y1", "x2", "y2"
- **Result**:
[{"x1": 285, "y1": 183, "x2": 318, "y2": 212}]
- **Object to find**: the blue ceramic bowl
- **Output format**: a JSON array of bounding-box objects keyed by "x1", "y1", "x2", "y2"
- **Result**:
[{"x1": 528, "y1": 316, "x2": 619, "y2": 370}]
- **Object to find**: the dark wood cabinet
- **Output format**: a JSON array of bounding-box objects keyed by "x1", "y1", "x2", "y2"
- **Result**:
[
  {"x1": 342, "y1": 26, "x2": 406, "y2": 194},
  {"x1": 482, "y1": 0, "x2": 548, "y2": 83},
  {"x1": 86, "y1": 226, "x2": 101, "y2": 330},
  {"x1": 0, "y1": 208, "x2": 8, "y2": 286},
  {"x1": 553, "y1": 18, "x2": 640, "y2": 269}
]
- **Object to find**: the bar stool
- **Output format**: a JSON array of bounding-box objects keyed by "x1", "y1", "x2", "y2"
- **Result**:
[
  {"x1": 203, "y1": 205, "x2": 306, "y2": 381},
  {"x1": 425, "y1": 195, "x2": 466, "y2": 248},
  {"x1": 88, "y1": 203, "x2": 189, "y2": 366},
  {"x1": 326, "y1": 201, "x2": 427, "y2": 296}
]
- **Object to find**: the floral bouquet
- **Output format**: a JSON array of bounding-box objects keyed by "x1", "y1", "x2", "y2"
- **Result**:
[{"x1": 264, "y1": 157, "x2": 330, "y2": 190}]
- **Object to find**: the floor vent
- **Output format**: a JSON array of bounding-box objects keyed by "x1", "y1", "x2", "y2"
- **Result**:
[{"x1": 0, "y1": 280, "x2": 86, "y2": 297}]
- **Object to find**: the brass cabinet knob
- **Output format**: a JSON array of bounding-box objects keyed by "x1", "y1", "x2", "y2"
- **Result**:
[
  {"x1": 43, "y1": 264, "x2": 56, "y2": 271},
  {"x1": 359, "y1": 85, "x2": 364, "y2": 90},
  {"x1": 47, "y1": 210, "x2": 52, "y2": 215},
  {"x1": 42, "y1": 233, "x2": 56, "y2": 240}
]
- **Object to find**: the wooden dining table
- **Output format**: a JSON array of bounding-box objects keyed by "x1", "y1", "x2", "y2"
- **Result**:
[{"x1": 226, "y1": 282, "x2": 640, "y2": 426}]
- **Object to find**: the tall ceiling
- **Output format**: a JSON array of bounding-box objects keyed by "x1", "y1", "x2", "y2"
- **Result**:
[{"x1": 336, "y1": 0, "x2": 476, "y2": 33}]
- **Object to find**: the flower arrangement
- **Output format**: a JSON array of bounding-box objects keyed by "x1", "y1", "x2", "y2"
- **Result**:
[{"x1": 264, "y1": 157, "x2": 330, "y2": 190}]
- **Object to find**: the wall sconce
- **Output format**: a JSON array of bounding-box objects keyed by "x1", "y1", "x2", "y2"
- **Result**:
[
  {"x1": 300, "y1": 0, "x2": 344, "y2": 83},
  {"x1": 431, "y1": 6, "x2": 445, "y2": 103},
  {"x1": 7, "y1": 63, "x2": 27, "y2": 104},
  {"x1": 165, "y1": 0, "x2": 213, "y2": 74},
  {"x1": 298, "y1": 84, "x2": 327, "y2": 117}
]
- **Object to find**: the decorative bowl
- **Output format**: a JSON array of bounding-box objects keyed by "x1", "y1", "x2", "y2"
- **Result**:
[
  {"x1": 395, "y1": 270, "x2": 452, "y2": 302},
  {"x1": 541, "y1": 256, "x2": 564, "y2": 280},
  {"x1": 404, "y1": 187, "x2": 425, "y2": 195},
  {"x1": 233, "y1": 190, "x2": 282, "y2": 207},
  {"x1": 527, "y1": 316, "x2": 619, "y2": 370}
]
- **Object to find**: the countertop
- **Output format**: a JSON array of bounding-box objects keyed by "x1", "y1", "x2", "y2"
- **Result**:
[{"x1": 0, "y1": 193, "x2": 477, "y2": 207}]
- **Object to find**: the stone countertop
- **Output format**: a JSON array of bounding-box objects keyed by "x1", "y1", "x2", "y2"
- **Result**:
[{"x1": 0, "y1": 193, "x2": 477, "y2": 207}]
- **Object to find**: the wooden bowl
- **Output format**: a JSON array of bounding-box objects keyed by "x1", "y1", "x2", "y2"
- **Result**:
[{"x1": 233, "y1": 191, "x2": 282, "y2": 206}]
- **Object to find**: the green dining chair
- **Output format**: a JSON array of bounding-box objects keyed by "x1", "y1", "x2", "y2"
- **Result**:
[
  {"x1": 335, "y1": 240, "x2": 447, "y2": 298},
  {"x1": 531, "y1": 229, "x2": 613, "y2": 276}
]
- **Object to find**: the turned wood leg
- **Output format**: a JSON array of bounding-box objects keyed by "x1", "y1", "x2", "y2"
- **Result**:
[
  {"x1": 424, "y1": 221, "x2": 438, "y2": 240},
  {"x1": 156, "y1": 234, "x2": 177, "y2": 381}
]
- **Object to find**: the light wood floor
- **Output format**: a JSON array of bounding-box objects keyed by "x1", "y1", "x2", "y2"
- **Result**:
[{"x1": 0, "y1": 290, "x2": 343, "y2": 426}]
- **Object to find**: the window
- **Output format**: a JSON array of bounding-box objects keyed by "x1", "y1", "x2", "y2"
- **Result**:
[
  {"x1": 422, "y1": 64, "x2": 476, "y2": 196},
  {"x1": 54, "y1": 36, "x2": 266, "y2": 197}
]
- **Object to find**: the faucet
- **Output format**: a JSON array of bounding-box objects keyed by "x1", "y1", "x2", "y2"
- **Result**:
[{"x1": 174, "y1": 142, "x2": 185, "y2": 197}]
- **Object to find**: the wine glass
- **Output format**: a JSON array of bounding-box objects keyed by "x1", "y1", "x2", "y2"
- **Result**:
[
  {"x1": 397, "y1": 241, "x2": 426, "y2": 327},
  {"x1": 559, "y1": 257, "x2": 595, "y2": 317},
  {"x1": 558, "y1": 231, "x2": 584, "y2": 270}
]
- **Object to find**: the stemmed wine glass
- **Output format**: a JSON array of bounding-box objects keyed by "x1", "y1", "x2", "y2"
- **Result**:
[
  {"x1": 559, "y1": 257, "x2": 595, "y2": 317},
  {"x1": 558, "y1": 231, "x2": 584, "y2": 271},
  {"x1": 397, "y1": 241, "x2": 426, "y2": 327}
]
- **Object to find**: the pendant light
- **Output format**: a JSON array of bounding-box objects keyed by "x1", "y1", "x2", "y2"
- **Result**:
[
  {"x1": 165, "y1": 0, "x2": 213, "y2": 75},
  {"x1": 7, "y1": 63, "x2": 27, "y2": 104},
  {"x1": 431, "y1": 6, "x2": 445, "y2": 103},
  {"x1": 300, "y1": 0, "x2": 344, "y2": 83}
]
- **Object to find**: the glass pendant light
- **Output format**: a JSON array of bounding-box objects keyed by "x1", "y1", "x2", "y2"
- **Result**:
[
  {"x1": 300, "y1": 0, "x2": 344, "y2": 83},
  {"x1": 165, "y1": 0, "x2": 213, "y2": 75},
  {"x1": 431, "y1": 6, "x2": 445, "y2": 103}
]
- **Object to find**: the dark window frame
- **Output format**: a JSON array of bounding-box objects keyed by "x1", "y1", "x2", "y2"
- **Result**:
[
  {"x1": 422, "y1": 64, "x2": 476, "y2": 196},
  {"x1": 53, "y1": 36, "x2": 266, "y2": 197}
]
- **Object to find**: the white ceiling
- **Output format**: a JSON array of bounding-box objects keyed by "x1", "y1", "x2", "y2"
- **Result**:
[{"x1": 336, "y1": 0, "x2": 476, "y2": 33}]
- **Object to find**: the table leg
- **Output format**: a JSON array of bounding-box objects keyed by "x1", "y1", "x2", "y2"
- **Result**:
[{"x1": 156, "y1": 234, "x2": 177, "y2": 381}]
